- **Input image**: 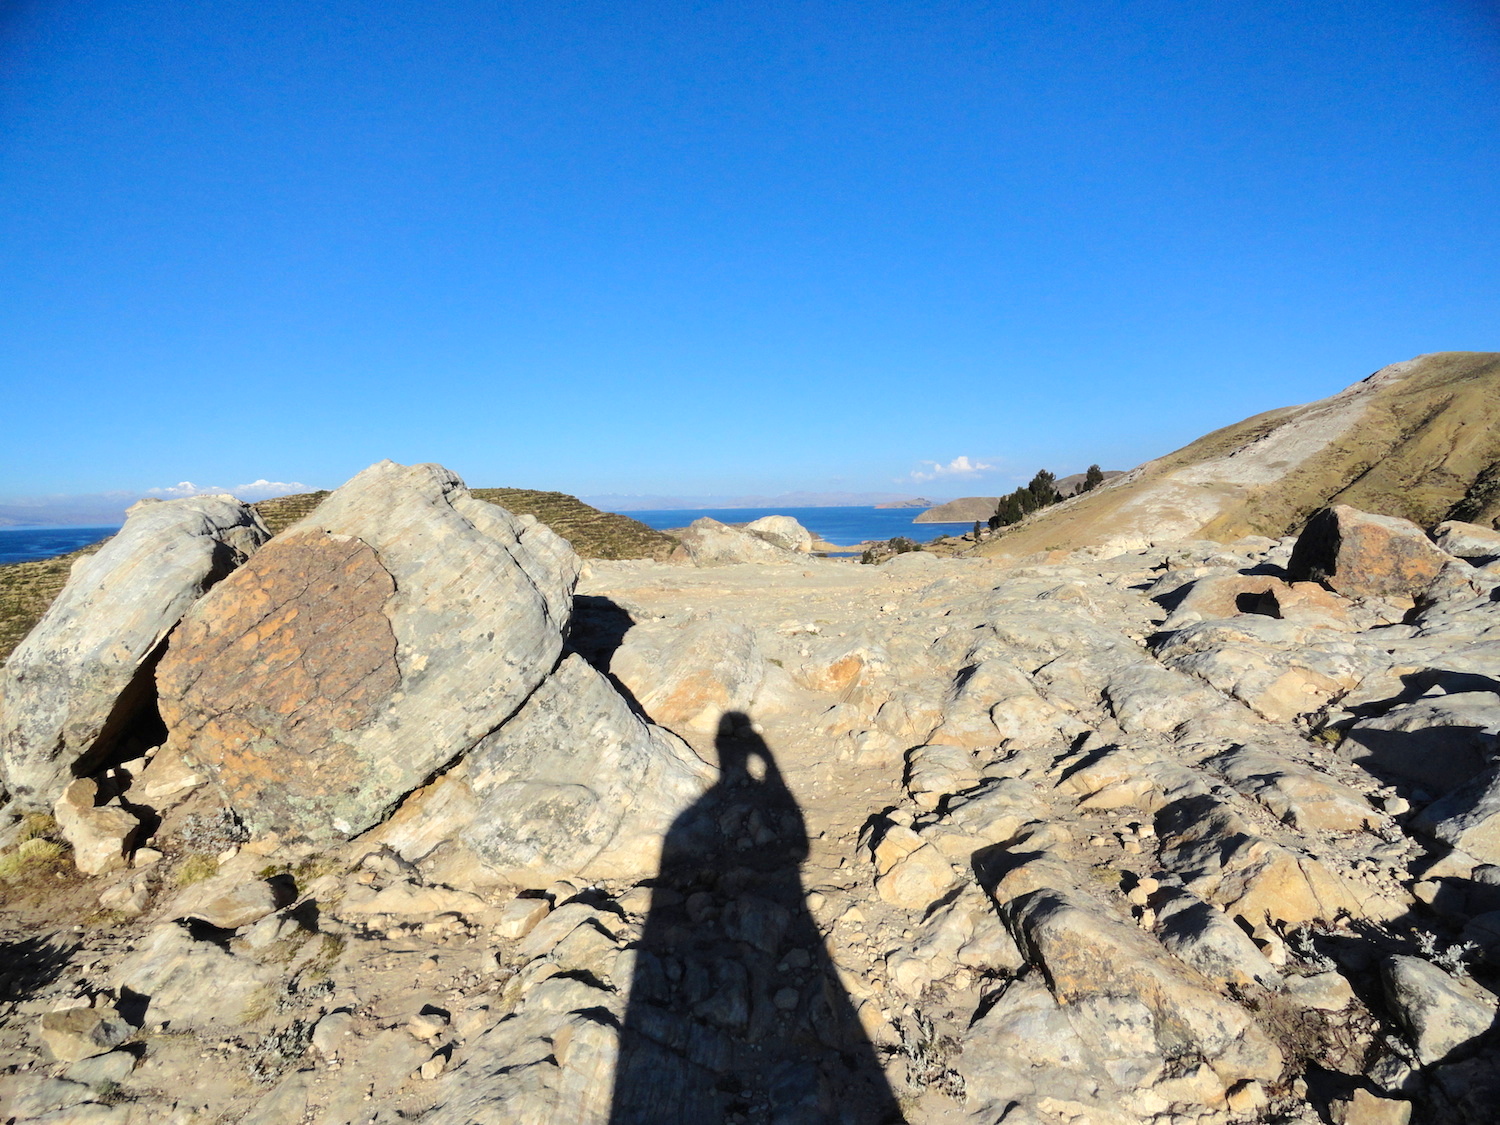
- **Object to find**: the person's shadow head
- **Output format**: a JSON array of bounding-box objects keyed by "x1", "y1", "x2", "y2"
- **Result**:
[{"x1": 607, "y1": 711, "x2": 905, "y2": 1124}]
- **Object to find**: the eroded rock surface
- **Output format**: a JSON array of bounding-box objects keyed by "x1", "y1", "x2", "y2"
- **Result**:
[{"x1": 158, "y1": 460, "x2": 581, "y2": 841}]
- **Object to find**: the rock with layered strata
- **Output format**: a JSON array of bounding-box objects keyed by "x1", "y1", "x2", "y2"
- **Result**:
[
  {"x1": 1002, "y1": 884, "x2": 1283, "y2": 1086},
  {"x1": 671, "y1": 517, "x2": 797, "y2": 566},
  {"x1": 157, "y1": 461, "x2": 579, "y2": 842},
  {"x1": 1413, "y1": 766, "x2": 1500, "y2": 865},
  {"x1": 1207, "y1": 745, "x2": 1378, "y2": 832},
  {"x1": 1156, "y1": 794, "x2": 1370, "y2": 928},
  {"x1": 743, "y1": 515, "x2": 814, "y2": 553},
  {"x1": 0, "y1": 496, "x2": 267, "y2": 811},
  {"x1": 1345, "y1": 693, "x2": 1500, "y2": 794},
  {"x1": 1288, "y1": 505, "x2": 1450, "y2": 600}
]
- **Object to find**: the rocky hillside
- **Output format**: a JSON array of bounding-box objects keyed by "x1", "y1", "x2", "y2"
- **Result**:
[
  {"x1": 976, "y1": 351, "x2": 1500, "y2": 557},
  {"x1": 3, "y1": 456, "x2": 1500, "y2": 1123}
]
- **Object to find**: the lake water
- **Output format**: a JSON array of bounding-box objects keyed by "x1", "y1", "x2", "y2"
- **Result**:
[
  {"x1": 0, "y1": 506, "x2": 965, "y2": 567},
  {"x1": 0, "y1": 526, "x2": 119, "y2": 565},
  {"x1": 622, "y1": 506, "x2": 969, "y2": 547}
]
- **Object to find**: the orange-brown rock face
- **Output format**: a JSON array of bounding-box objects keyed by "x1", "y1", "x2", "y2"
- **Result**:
[
  {"x1": 158, "y1": 530, "x2": 400, "y2": 818},
  {"x1": 1287, "y1": 504, "x2": 1449, "y2": 600}
]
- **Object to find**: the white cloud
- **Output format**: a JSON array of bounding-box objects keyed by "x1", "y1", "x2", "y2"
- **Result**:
[
  {"x1": 907, "y1": 455, "x2": 996, "y2": 483},
  {"x1": 148, "y1": 479, "x2": 311, "y2": 501},
  {"x1": 231, "y1": 479, "x2": 312, "y2": 500}
]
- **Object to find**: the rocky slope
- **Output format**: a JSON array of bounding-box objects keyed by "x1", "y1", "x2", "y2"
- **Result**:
[
  {"x1": 4, "y1": 450, "x2": 1500, "y2": 1124},
  {"x1": 975, "y1": 352, "x2": 1500, "y2": 557}
]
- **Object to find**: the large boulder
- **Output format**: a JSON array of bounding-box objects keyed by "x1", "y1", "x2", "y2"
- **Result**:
[
  {"x1": 1287, "y1": 505, "x2": 1450, "y2": 600},
  {"x1": 157, "y1": 461, "x2": 580, "y2": 842},
  {"x1": 670, "y1": 518, "x2": 796, "y2": 566},
  {"x1": 742, "y1": 515, "x2": 814, "y2": 553},
  {"x1": 0, "y1": 496, "x2": 268, "y2": 811}
]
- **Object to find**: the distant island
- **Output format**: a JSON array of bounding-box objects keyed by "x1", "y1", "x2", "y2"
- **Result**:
[{"x1": 873, "y1": 497, "x2": 933, "y2": 509}]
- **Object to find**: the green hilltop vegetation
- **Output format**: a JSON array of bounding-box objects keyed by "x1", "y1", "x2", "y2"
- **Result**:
[
  {"x1": 251, "y1": 490, "x2": 332, "y2": 534},
  {"x1": 0, "y1": 486, "x2": 676, "y2": 666}
]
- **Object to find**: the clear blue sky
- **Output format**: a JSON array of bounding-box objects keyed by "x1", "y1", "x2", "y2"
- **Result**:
[{"x1": 2, "y1": 0, "x2": 1497, "y2": 511}]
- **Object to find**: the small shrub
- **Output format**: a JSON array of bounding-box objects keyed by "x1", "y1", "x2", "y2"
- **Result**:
[
  {"x1": 0, "y1": 837, "x2": 67, "y2": 881},
  {"x1": 1415, "y1": 930, "x2": 1479, "y2": 977},
  {"x1": 247, "y1": 1018, "x2": 313, "y2": 1083},
  {"x1": 895, "y1": 1010, "x2": 965, "y2": 1099},
  {"x1": 17, "y1": 813, "x2": 58, "y2": 842}
]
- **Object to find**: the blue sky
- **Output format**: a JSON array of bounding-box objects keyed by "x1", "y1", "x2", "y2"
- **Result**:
[{"x1": 2, "y1": 0, "x2": 1497, "y2": 519}]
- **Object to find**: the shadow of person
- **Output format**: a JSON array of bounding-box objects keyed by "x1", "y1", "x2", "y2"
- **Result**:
[{"x1": 608, "y1": 712, "x2": 905, "y2": 1125}]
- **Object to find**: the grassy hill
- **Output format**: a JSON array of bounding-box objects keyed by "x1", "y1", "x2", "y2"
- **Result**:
[
  {"x1": 467, "y1": 488, "x2": 677, "y2": 560},
  {"x1": 251, "y1": 490, "x2": 332, "y2": 534},
  {"x1": 0, "y1": 544, "x2": 109, "y2": 667},
  {"x1": 975, "y1": 352, "x2": 1500, "y2": 558}
]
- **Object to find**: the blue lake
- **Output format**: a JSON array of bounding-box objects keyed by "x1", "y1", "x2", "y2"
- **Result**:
[
  {"x1": 0, "y1": 506, "x2": 966, "y2": 566},
  {"x1": 621, "y1": 506, "x2": 968, "y2": 547},
  {"x1": 0, "y1": 526, "x2": 119, "y2": 566}
]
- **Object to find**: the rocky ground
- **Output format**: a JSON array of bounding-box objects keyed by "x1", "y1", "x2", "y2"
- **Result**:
[{"x1": 3, "y1": 465, "x2": 1500, "y2": 1125}]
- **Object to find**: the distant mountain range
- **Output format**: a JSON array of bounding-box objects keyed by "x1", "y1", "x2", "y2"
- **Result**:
[{"x1": 581, "y1": 491, "x2": 944, "y2": 511}]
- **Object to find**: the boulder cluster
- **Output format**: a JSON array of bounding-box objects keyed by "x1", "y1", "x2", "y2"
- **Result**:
[{"x1": 2, "y1": 464, "x2": 1499, "y2": 1125}]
